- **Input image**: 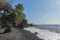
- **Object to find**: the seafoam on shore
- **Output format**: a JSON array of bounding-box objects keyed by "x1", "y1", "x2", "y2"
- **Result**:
[{"x1": 24, "y1": 27, "x2": 60, "y2": 40}]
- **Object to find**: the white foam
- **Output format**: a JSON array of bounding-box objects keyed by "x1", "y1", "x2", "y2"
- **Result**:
[{"x1": 24, "y1": 27, "x2": 60, "y2": 40}]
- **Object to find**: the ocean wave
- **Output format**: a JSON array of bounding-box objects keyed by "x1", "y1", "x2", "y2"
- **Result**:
[{"x1": 24, "y1": 27, "x2": 60, "y2": 40}]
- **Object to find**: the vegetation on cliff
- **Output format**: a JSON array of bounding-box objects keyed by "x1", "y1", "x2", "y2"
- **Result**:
[{"x1": 0, "y1": 0, "x2": 28, "y2": 33}]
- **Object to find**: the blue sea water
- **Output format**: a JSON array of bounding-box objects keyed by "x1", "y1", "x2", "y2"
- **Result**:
[{"x1": 33, "y1": 25, "x2": 60, "y2": 33}]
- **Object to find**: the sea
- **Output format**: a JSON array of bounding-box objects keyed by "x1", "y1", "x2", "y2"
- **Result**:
[
  {"x1": 24, "y1": 25, "x2": 60, "y2": 40},
  {"x1": 34, "y1": 25, "x2": 60, "y2": 33}
]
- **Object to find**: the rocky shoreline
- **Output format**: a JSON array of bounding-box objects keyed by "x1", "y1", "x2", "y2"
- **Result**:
[{"x1": 0, "y1": 28, "x2": 44, "y2": 40}]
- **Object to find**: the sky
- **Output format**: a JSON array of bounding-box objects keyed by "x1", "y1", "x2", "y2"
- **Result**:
[{"x1": 6, "y1": 0, "x2": 60, "y2": 24}]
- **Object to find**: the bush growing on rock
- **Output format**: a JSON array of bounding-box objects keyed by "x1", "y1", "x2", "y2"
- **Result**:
[{"x1": 0, "y1": 0, "x2": 28, "y2": 33}]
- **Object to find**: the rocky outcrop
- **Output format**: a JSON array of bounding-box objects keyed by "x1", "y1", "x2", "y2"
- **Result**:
[{"x1": 0, "y1": 28, "x2": 44, "y2": 40}]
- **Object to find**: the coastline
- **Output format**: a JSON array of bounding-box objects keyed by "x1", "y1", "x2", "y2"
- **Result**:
[
  {"x1": 0, "y1": 28, "x2": 44, "y2": 40},
  {"x1": 24, "y1": 27, "x2": 60, "y2": 40}
]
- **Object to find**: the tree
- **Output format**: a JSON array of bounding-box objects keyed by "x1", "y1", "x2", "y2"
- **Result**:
[
  {"x1": 11, "y1": 4, "x2": 25, "y2": 27},
  {"x1": 0, "y1": 0, "x2": 13, "y2": 13},
  {"x1": 0, "y1": 0, "x2": 13, "y2": 28},
  {"x1": 16, "y1": 3, "x2": 24, "y2": 12},
  {"x1": 1, "y1": 3, "x2": 25, "y2": 28},
  {"x1": 0, "y1": 0, "x2": 27, "y2": 33},
  {"x1": 0, "y1": 0, "x2": 6, "y2": 10},
  {"x1": 4, "y1": 3, "x2": 13, "y2": 13}
]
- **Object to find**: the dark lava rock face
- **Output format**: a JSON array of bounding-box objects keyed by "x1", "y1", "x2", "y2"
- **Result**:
[{"x1": 0, "y1": 28, "x2": 44, "y2": 40}]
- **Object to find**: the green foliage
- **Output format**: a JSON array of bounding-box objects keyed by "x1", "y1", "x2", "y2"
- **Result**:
[
  {"x1": 13, "y1": 10, "x2": 25, "y2": 22},
  {"x1": 0, "y1": 14, "x2": 10, "y2": 28},
  {"x1": 0, "y1": 1, "x2": 27, "y2": 28},
  {"x1": 16, "y1": 3, "x2": 24, "y2": 12},
  {"x1": 12, "y1": 3, "x2": 25, "y2": 23},
  {"x1": 5, "y1": 3, "x2": 13, "y2": 13},
  {"x1": 0, "y1": 14, "x2": 2, "y2": 17},
  {"x1": 9, "y1": 6, "x2": 25, "y2": 23},
  {"x1": 0, "y1": 0, "x2": 6, "y2": 6},
  {"x1": 0, "y1": 0, "x2": 13, "y2": 13},
  {"x1": 0, "y1": 0, "x2": 6, "y2": 10}
]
